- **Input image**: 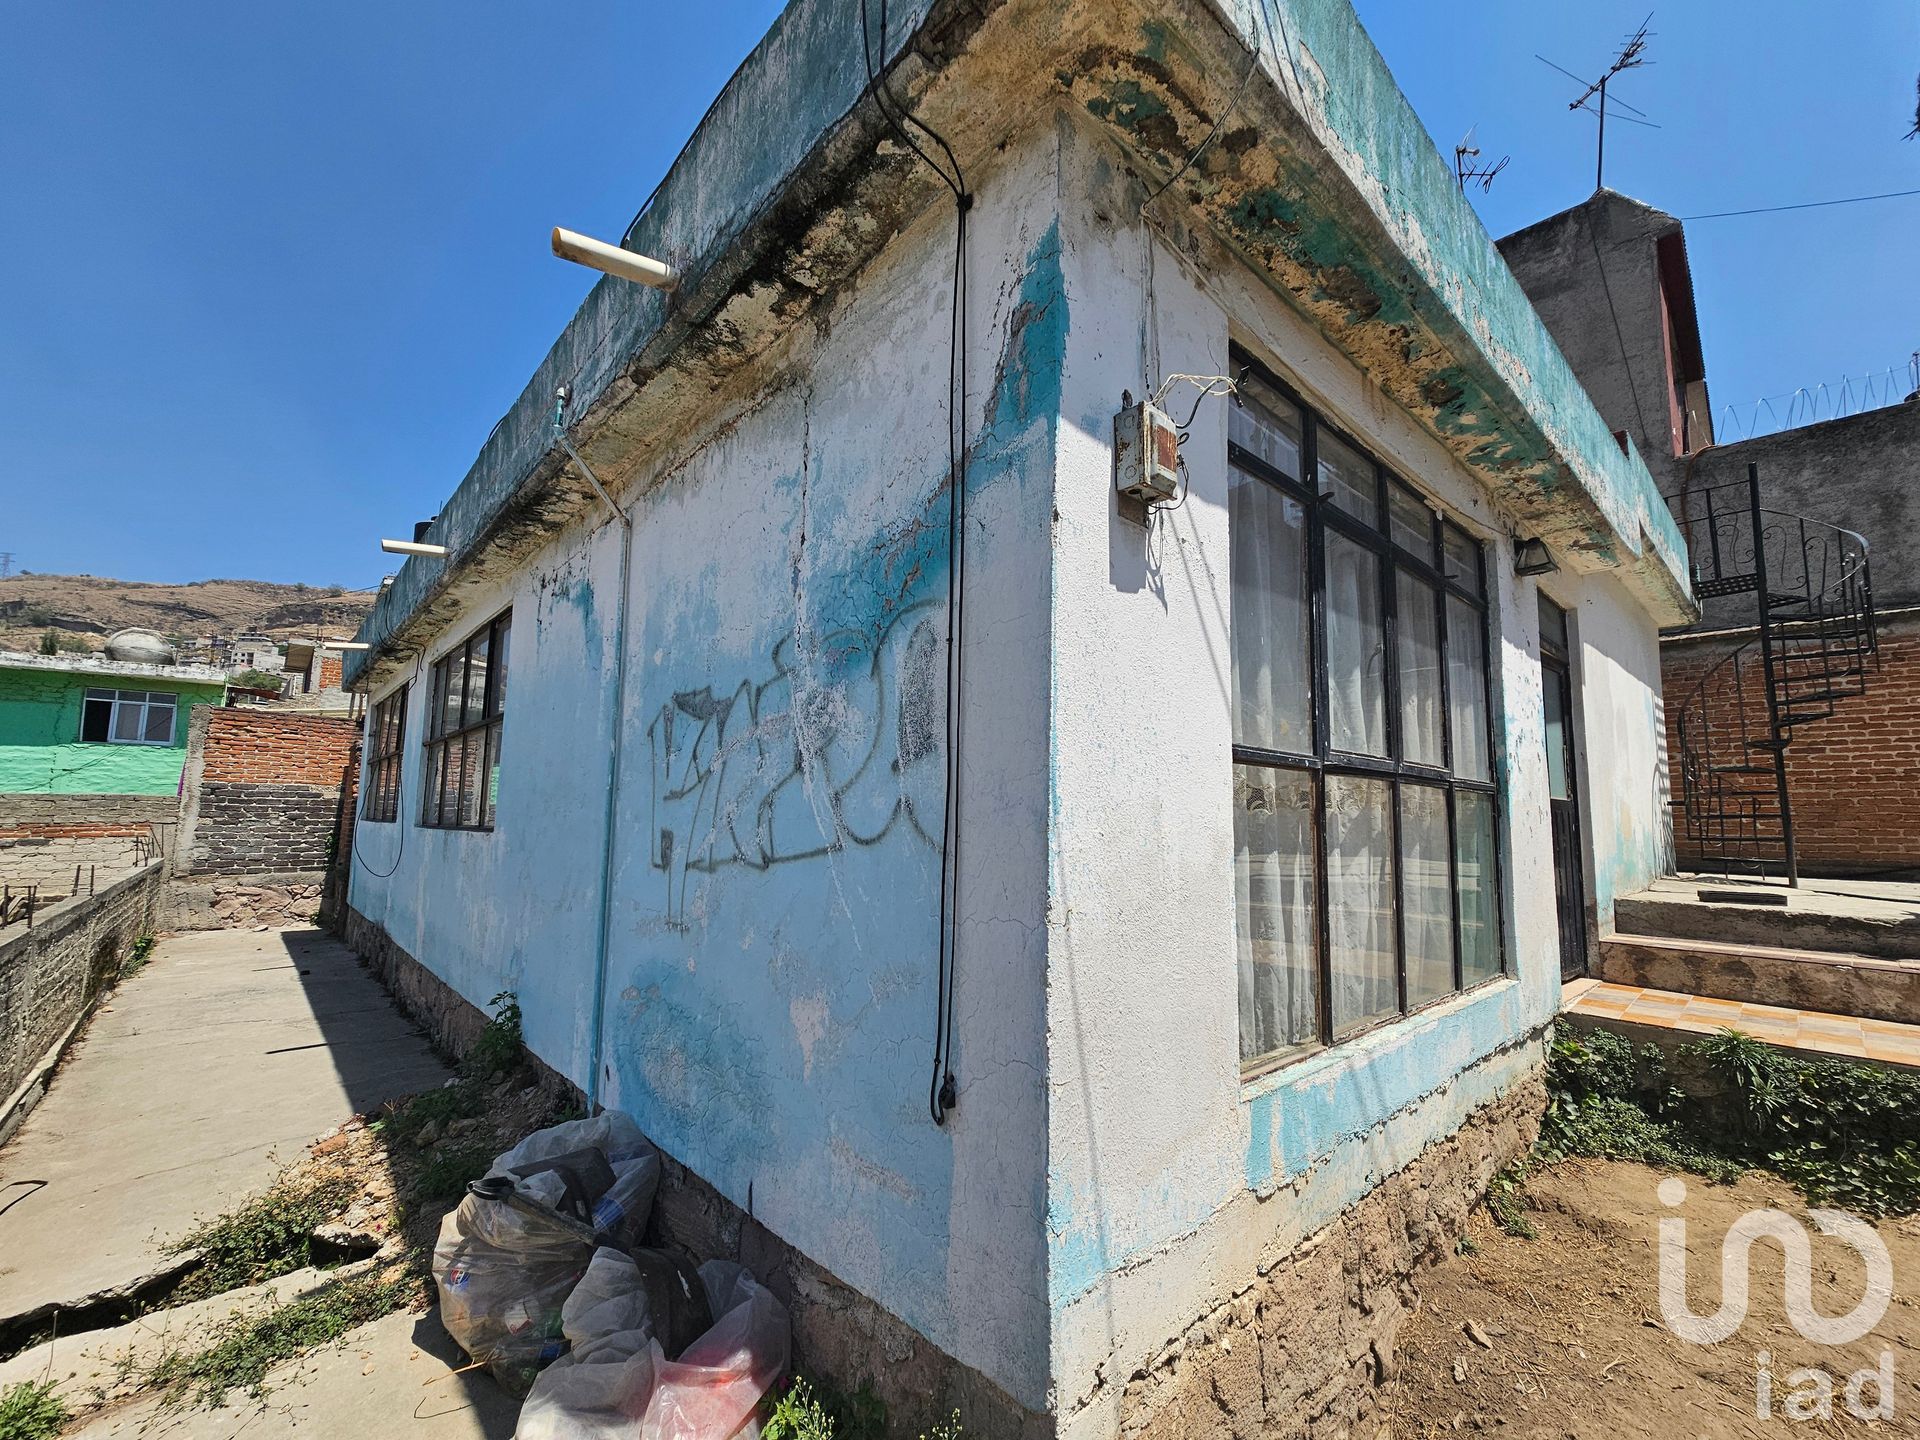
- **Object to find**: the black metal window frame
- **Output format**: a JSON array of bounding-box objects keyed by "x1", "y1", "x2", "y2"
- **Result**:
[
  {"x1": 79, "y1": 687, "x2": 179, "y2": 746},
  {"x1": 420, "y1": 610, "x2": 510, "y2": 832},
  {"x1": 1229, "y1": 347, "x2": 1507, "y2": 1079},
  {"x1": 363, "y1": 688, "x2": 407, "y2": 824}
]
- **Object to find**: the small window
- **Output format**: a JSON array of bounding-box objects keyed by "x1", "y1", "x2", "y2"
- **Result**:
[
  {"x1": 78, "y1": 688, "x2": 177, "y2": 746},
  {"x1": 364, "y1": 689, "x2": 407, "y2": 823},
  {"x1": 421, "y1": 611, "x2": 510, "y2": 830}
]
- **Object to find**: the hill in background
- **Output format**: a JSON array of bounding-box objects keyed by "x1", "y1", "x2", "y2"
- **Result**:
[{"x1": 0, "y1": 573, "x2": 376, "y2": 657}]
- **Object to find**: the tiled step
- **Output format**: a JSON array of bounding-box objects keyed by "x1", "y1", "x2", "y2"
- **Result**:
[
  {"x1": 1563, "y1": 978, "x2": 1920, "y2": 1069},
  {"x1": 1596, "y1": 932, "x2": 1920, "y2": 1025}
]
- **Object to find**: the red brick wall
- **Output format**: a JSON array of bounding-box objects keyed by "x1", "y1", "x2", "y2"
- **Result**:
[
  {"x1": 201, "y1": 709, "x2": 358, "y2": 787},
  {"x1": 318, "y1": 654, "x2": 343, "y2": 691},
  {"x1": 1663, "y1": 612, "x2": 1920, "y2": 873}
]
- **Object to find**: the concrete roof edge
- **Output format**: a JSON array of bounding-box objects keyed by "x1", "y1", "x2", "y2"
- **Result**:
[{"x1": 343, "y1": 0, "x2": 944, "y2": 690}]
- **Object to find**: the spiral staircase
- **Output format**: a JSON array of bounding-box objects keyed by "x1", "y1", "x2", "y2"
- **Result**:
[{"x1": 1665, "y1": 462, "x2": 1878, "y2": 887}]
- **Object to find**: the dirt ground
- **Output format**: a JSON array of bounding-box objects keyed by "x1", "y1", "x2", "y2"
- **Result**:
[{"x1": 1384, "y1": 1159, "x2": 1920, "y2": 1438}]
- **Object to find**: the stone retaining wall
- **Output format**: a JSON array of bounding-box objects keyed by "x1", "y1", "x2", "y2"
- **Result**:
[{"x1": 0, "y1": 861, "x2": 160, "y2": 1132}]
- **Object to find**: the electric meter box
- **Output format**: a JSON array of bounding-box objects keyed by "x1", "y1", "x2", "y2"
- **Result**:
[{"x1": 1113, "y1": 400, "x2": 1180, "y2": 504}]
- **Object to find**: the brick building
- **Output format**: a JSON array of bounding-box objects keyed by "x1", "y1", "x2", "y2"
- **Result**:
[{"x1": 1501, "y1": 190, "x2": 1920, "y2": 878}]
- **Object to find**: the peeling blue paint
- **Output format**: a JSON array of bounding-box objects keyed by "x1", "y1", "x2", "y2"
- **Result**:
[{"x1": 599, "y1": 220, "x2": 1069, "y2": 1360}]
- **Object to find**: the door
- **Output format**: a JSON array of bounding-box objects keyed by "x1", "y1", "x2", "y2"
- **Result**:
[{"x1": 1538, "y1": 596, "x2": 1588, "y2": 979}]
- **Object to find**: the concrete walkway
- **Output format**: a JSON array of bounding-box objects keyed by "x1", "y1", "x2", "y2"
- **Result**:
[{"x1": 0, "y1": 926, "x2": 448, "y2": 1324}]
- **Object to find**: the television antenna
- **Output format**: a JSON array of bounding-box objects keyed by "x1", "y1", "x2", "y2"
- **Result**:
[
  {"x1": 1453, "y1": 127, "x2": 1510, "y2": 195},
  {"x1": 1537, "y1": 14, "x2": 1660, "y2": 192}
]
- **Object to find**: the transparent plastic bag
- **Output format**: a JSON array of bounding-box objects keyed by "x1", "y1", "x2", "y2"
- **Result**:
[
  {"x1": 517, "y1": 1256, "x2": 788, "y2": 1440},
  {"x1": 434, "y1": 1111, "x2": 662, "y2": 1393},
  {"x1": 491, "y1": 1112, "x2": 662, "y2": 1249},
  {"x1": 516, "y1": 1252, "x2": 661, "y2": 1439},
  {"x1": 639, "y1": 1262, "x2": 790, "y2": 1440},
  {"x1": 433, "y1": 1193, "x2": 590, "y2": 1394}
]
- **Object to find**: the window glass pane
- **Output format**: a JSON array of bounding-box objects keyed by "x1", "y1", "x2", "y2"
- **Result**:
[
  {"x1": 440, "y1": 654, "x2": 465, "y2": 738},
  {"x1": 419, "y1": 746, "x2": 437, "y2": 824},
  {"x1": 1326, "y1": 775, "x2": 1396, "y2": 1036},
  {"x1": 459, "y1": 731, "x2": 484, "y2": 826},
  {"x1": 143, "y1": 699, "x2": 175, "y2": 743},
  {"x1": 442, "y1": 735, "x2": 462, "y2": 825},
  {"x1": 1543, "y1": 670, "x2": 1573, "y2": 802},
  {"x1": 1538, "y1": 593, "x2": 1569, "y2": 657},
  {"x1": 429, "y1": 741, "x2": 450, "y2": 826},
  {"x1": 464, "y1": 629, "x2": 490, "y2": 729},
  {"x1": 112, "y1": 700, "x2": 144, "y2": 742},
  {"x1": 1325, "y1": 534, "x2": 1387, "y2": 756},
  {"x1": 85, "y1": 688, "x2": 113, "y2": 700},
  {"x1": 1230, "y1": 469, "x2": 1312, "y2": 754},
  {"x1": 485, "y1": 722, "x2": 502, "y2": 827},
  {"x1": 1395, "y1": 572, "x2": 1443, "y2": 767},
  {"x1": 1446, "y1": 596, "x2": 1491, "y2": 782},
  {"x1": 1443, "y1": 525, "x2": 1482, "y2": 595},
  {"x1": 1388, "y1": 484, "x2": 1435, "y2": 558},
  {"x1": 1401, "y1": 784, "x2": 1455, "y2": 1007},
  {"x1": 1456, "y1": 791, "x2": 1502, "y2": 985},
  {"x1": 1229, "y1": 375, "x2": 1304, "y2": 480},
  {"x1": 1316, "y1": 429, "x2": 1377, "y2": 525},
  {"x1": 1234, "y1": 765, "x2": 1320, "y2": 1065},
  {"x1": 81, "y1": 697, "x2": 112, "y2": 742},
  {"x1": 488, "y1": 619, "x2": 511, "y2": 718}
]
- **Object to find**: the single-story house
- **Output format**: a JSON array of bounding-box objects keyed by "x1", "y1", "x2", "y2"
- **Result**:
[{"x1": 338, "y1": 0, "x2": 1695, "y2": 1433}]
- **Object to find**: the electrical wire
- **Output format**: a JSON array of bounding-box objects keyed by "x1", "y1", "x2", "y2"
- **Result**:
[
  {"x1": 858, "y1": 0, "x2": 971, "y2": 1127},
  {"x1": 1680, "y1": 187, "x2": 1920, "y2": 221}
]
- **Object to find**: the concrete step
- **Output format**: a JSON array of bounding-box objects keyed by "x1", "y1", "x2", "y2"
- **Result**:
[
  {"x1": 1596, "y1": 932, "x2": 1920, "y2": 1025},
  {"x1": 1562, "y1": 978, "x2": 1920, "y2": 1069},
  {"x1": 1614, "y1": 878, "x2": 1920, "y2": 962}
]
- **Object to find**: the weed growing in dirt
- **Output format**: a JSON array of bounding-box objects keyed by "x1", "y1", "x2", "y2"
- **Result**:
[
  {"x1": 758, "y1": 1375, "x2": 959, "y2": 1440},
  {"x1": 0, "y1": 1378, "x2": 68, "y2": 1440},
  {"x1": 470, "y1": 991, "x2": 524, "y2": 1078},
  {"x1": 1539, "y1": 1026, "x2": 1920, "y2": 1214},
  {"x1": 1484, "y1": 1165, "x2": 1537, "y2": 1239},
  {"x1": 149, "y1": 1271, "x2": 417, "y2": 1407},
  {"x1": 412, "y1": 1141, "x2": 495, "y2": 1203},
  {"x1": 764, "y1": 1377, "x2": 839, "y2": 1440},
  {"x1": 167, "y1": 1171, "x2": 362, "y2": 1302},
  {"x1": 1538, "y1": 1029, "x2": 1742, "y2": 1182},
  {"x1": 1691, "y1": 1027, "x2": 1920, "y2": 1214}
]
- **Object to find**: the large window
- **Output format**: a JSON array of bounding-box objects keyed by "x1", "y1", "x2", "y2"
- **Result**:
[
  {"x1": 1230, "y1": 352, "x2": 1503, "y2": 1075},
  {"x1": 363, "y1": 689, "x2": 407, "y2": 823},
  {"x1": 421, "y1": 611, "x2": 510, "y2": 830},
  {"x1": 79, "y1": 688, "x2": 177, "y2": 746}
]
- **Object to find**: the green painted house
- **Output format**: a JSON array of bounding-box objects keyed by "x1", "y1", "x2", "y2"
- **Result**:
[{"x1": 0, "y1": 651, "x2": 228, "y2": 794}]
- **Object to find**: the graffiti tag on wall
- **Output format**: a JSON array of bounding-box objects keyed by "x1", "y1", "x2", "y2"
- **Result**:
[{"x1": 646, "y1": 601, "x2": 943, "y2": 926}]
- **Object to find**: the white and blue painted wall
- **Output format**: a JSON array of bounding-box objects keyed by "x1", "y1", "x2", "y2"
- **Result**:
[{"x1": 349, "y1": 105, "x2": 1675, "y2": 1426}]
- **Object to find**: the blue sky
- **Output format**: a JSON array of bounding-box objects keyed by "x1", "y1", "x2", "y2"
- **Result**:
[{"x1": 2, "y1": 2, "x2": 1913, "y2": 586}]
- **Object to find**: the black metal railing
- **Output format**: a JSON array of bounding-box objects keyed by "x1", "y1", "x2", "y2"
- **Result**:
[{"x1": 1665, "y1": 462, "x2": 1876, "y2": 885}]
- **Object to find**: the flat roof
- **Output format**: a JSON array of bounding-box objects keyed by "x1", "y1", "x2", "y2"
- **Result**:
[{"x1": 0, "y1": 650, "x2": 230, "y2": 687}]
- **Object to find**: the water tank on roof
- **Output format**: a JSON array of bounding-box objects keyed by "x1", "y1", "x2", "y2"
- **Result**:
[{"x1": 104, "y1": 628, "x2": 176, "y2": 665}]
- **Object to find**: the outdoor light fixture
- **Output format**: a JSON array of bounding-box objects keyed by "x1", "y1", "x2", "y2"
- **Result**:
[
  {"x1": 320, "y1": 641, "x2": 372, "y2": 651},
  {"x1": 380, "y1": 538, "x2": 448, "y2": 557},
  {"x1": 1513, "y1": 537, "x2": 1558, "y2": 576},
  {"x1": 551, "y1": 227, "x2": 678, "y2": 290}
]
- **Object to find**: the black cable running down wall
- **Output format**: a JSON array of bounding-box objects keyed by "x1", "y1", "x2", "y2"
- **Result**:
[{"x1": 859, "y1": 0, "x2": 971, "y2": 1126}]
